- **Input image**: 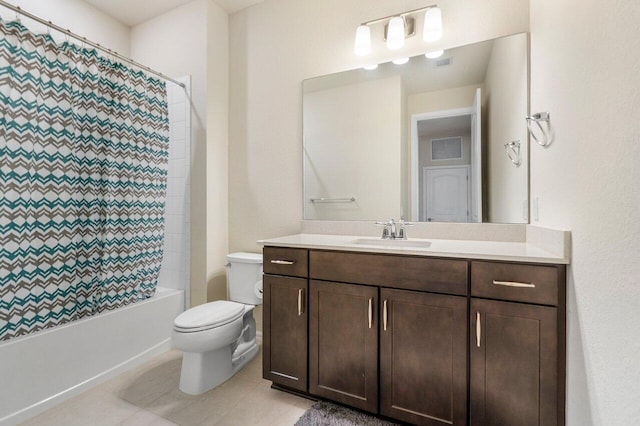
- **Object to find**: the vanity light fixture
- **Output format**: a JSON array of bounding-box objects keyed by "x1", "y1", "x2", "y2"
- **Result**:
[
  {"x1": 386, "y1": 16, "x2": 406, "y2": 50},
  {"x1": 425, "y1": 49, "x2": 444, "y2": 59},
  {"x1": 423, "y1": 7, "x2": 443, "y2": 42},
  {"x1": 354, "y1": 25, "x2": 371, "y2": 56},
  {"x1": 353, "y1": 5, "x2": 442, "y2": 56}
]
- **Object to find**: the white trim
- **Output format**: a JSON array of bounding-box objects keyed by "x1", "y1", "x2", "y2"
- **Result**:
[
  {"x1": 411, "y1": 108, "x2": 473, "y2": 221},
  {"x1": 422, "y1": 165, "x2": 471, "y2": 222}
]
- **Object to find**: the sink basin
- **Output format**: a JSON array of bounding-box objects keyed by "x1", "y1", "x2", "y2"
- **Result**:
[{"x1": 349, "y1": 238, "x2": 432, "y2": 249}]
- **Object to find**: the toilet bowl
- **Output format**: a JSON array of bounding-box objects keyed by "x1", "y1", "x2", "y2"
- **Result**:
[{"x1": 172, "y1": 252, "x2": 263, "y2": 395}]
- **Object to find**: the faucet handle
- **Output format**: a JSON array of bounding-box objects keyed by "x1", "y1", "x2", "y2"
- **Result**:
[
  {"x1": 398, "y1": 218, "x2": 414, "y2": 227},
  {"x1": 374, "y1": 221, "x2": 392, "y2": 239},
  {"x1": 397, "y1": 218, "x2": 413, "y2": 240}
]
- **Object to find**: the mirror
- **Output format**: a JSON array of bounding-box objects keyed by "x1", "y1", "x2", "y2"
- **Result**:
[{"x1": 303, "y1": 33, "x2": 529, "y2": 223}]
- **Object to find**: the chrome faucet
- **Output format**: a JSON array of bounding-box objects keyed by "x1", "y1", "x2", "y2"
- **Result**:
[{"x1": 375, "y1": 218, "x2": 413, "y2": 240}]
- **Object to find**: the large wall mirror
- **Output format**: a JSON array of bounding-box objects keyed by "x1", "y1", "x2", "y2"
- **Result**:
[{"x1": 303, "y1": 32, "x2": 529, "y2": 223}]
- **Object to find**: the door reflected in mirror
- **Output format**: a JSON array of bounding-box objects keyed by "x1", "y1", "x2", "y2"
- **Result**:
[{"x1": 303, "y1": 32, "x2": 529, "y2": 224}]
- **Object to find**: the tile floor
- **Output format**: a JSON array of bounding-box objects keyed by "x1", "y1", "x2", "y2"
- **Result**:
[{"x1": 20, "y1": 348, "x2": 314, "y2": 426}]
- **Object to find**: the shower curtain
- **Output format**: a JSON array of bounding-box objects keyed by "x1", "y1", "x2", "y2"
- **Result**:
[{"x1": 0, "y1": 19, "x2": 170, "y2": 341}]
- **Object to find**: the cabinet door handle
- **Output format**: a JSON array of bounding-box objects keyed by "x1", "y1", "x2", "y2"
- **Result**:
[
  {"x1": 297, "y1": 289, "x2": 304, "y2": 316},
  {"x1": 476, "y1": 312, "x2": 481, "y2": 347},
  {"x1": 271, "y1": 259, "x2": 296, "y2": 265},
  {"x1": 492, "y1": 280, "x2": 535, "y2": 288},
  {"x1": 383, "y1": 300, "x2": 388, "y2": 331},
  {"x1": 368, "y1": 298, "x2": 373, "y2": 329}
]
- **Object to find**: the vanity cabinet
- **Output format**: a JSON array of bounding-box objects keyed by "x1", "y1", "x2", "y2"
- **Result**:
[
  {"x1": 262, "y1": 246, "x2": 566, "y2": 426},
  {"x1": 470, "y1": 261, "x2": 566, "y2": 426},
  {"x1": 308, "y1": 250, "x2": 469, "y2": 424},
  {"x1": 380, "y1": 288, "x2": 467, "y2": 425},
  {"x1": 308, "y1": 280, "x2": 378, "y2": 413},
  {"x1": 262, "y1": 248, "x2": 309, "y2": 392}
]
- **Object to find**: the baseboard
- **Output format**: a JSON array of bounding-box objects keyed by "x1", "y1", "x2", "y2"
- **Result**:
[{"x1": 0, "y1": 339, "x2": 172, "y2": 426}]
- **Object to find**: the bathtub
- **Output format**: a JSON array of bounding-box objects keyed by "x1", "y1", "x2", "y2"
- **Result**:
[{"x1": 0, "y1": 287, "x2": 184, "y2": 425}]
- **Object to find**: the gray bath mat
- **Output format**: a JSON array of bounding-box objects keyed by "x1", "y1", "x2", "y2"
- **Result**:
[{"x1": 295, "y1": 401, "x2": 400, "y2": 425}]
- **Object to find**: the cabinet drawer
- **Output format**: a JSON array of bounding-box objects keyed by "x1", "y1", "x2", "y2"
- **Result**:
[
  {"x1": 264, "y1": 247, "x2": 308, "y2": 277},
  {"x1": 310, "y1": 250, "x2": 468, "y2": 296},
  {"x1": 471, "y1": 261, "x2": 560, "y2": 306}
]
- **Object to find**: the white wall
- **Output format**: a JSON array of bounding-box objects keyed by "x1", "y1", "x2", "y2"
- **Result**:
[
  {"x1": 304, "y1": 76, "x2": 402, "y2": 221},
  {"x1": 408, "y1": 85, "x2": 480, "y2": 118},
  {"x1": 130, "y1": 0, "x2": 229, "y2": 306},
  {"x1": 205, "y1": 2, "x2": 230, "y2": 302},
  {"x1": 2, "y1": 0, "x2": 130, "y2": 54},
  {"x1": 157, "y1": 79, "x2": 191, "y2": 300},
  {"x1": 229, "y1": 0, "x2": 531, "y2": 252},
  {"x1": 530, "y1": 1, "x2": 640, "y2": 424},
  {"x1": 484, "y1": 33, "x2": 529, "y2": 223}
]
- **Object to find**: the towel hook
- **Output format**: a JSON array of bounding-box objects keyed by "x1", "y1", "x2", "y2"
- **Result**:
[{"x1": 526, "y1": 112, "x2": 553, "y2": 147}]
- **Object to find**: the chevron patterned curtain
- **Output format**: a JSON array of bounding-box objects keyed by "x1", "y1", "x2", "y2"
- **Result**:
[{"x1": 0, "y1": 19, "x2": 170, "y2": 341}]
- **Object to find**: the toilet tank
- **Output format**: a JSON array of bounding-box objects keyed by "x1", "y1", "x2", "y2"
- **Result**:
[{"x1": 226, "y1": 252, "x2": 263, "y2": 305}]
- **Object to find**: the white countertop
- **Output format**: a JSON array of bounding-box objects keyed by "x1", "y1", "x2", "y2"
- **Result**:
[{"x1": 258, "y1": 233, "x2": 569, "y2": 264}]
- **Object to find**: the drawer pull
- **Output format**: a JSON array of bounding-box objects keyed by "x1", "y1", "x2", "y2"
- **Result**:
[
  {"x1": 271, "y1": 260, "x2": 296, "y2": 265},
  {"x1": 493, "y1": 280, "x2": 535, "y2": 288},
  {"x1": 368, "y1": 298, "x2": 373, "y2": 329},
  {"x1": 476, "y1": 312, "x2": 481, "y2": 347},
  {"x1": 297, "y1": 289, "x2": 304, "y2": 316},
  {"x1": 383, "y1": 300, "x2": 388, "y2": 331}
]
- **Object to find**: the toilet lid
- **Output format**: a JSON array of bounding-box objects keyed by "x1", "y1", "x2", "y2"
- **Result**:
[{"x1": 173, "y1": 301, "x2": 245, "y2": 332}]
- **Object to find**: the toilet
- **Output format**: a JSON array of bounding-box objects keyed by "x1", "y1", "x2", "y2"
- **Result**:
[{"x1": 172, "y1": 252, "x2": 263, "y2": 395}]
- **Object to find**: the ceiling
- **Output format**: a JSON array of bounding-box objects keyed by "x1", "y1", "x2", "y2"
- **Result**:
[{"x1": 83, "y1": 0, "x2": 263, "y2": 26}]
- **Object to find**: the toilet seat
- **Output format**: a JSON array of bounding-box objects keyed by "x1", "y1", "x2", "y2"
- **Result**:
[{"x1": 173, "y1": 301, "x2": 245, "y2": 333}]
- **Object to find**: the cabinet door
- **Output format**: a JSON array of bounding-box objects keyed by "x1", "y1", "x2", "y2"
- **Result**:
[
  {"x1": 263, "y1": 274, "x2": 308, "y2": 392},
  {"x1": 380, "y1": 288, "x2": 468, "y2": 425},
  {"x1": 470, "y1": 299, "x2": 558, "y2": 426},
  {"x1": 309, "y1": 280, "x2": 378, "y2": 413}
]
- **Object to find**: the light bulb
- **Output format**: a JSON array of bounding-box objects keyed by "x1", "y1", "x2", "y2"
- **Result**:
[
  {"x1": 393, "y1": 57, "x2": 409, "y2": 65},
  {"x1": 423, "y1": 7, "x2": 443, "y2": 42},
  {"x1": 386, "y1": 16, "x2": 405, "y2": 50},
  {"x1": 354, "y1": 25, "x2": 371, "y2": 56},
  {"x1": 425, "y1": 50, "x2": 444, "y2": 59},
  {"x1": 363, "y1": 64, "x2": 378, "y2": 70}
]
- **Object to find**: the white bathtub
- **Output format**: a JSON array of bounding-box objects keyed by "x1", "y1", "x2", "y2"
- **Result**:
[{"x1": 0, "y1": 287, "x2": 184, "y2": 425}]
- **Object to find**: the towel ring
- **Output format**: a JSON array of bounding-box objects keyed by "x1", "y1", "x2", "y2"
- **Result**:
[
  {"x1": 504, "y1": 140, "x2": 521, "y2": 167},
  {"x1": 526, "y1": 112, "x2": 553, "y2": 147}
]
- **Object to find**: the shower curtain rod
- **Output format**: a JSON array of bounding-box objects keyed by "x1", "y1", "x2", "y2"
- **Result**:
[{"x1": 0, "y1": 0, "x2": 185, "y2": 88}]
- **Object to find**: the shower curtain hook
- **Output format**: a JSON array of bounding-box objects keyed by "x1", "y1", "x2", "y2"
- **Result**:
[{"x1": 14, "y1": 7, "x2": 20, "y2": 23}]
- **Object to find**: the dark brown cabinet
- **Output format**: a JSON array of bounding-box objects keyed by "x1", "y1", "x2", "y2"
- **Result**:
[
  {"x1": 262, "y1": 247, "x2": 566, "y2": 426},
  {"x1": 262, "y1": 274, "x2": 308, "y2": 392},
  {"x1": 307, "y1": 251, "x2": 470, "y2": 421},
  {"x1": 380, "y1": 288, "x2": 468, "y2": 425},
  {"x1": 470, "y1": 260, "x2": 566, "y2": 426},
  {"x1": 309, "y1": 280, "x2": 379, "y2": 413},
  {"x1": 470, "y1": 299, "x2": 558, "y2": 426}
]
